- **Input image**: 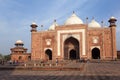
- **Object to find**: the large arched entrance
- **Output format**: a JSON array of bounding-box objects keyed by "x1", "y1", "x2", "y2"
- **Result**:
[
  {"x1": 64, "y1": 37, "x2": 79, "y2": 60},
  {"x1": 92, "y1": 48, "x2": 100, "y2": 59},
  {"x1": 45, "y1": 49, "x2": 52, "y2": 60}
]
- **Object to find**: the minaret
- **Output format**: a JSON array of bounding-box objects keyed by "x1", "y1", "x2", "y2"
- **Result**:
[
  {"x1": 30, "y1": 22, "x2": 38, "y2": 32},
  {"x1": 108, "y1": 17, "x2": 117, "y2": 60},
  {"x1": 30, "y1": 22, "x2": 38, "y2": 60}
]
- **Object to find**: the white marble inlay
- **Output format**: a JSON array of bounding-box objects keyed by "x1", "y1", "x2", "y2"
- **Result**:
[{"x1": 57, "y1": 29, "x2": 86, "y2": 56}]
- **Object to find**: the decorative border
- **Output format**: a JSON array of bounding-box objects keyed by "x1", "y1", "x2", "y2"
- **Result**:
[{"x1": 57, "y1": 29, "x2": 86, "y2": 56}]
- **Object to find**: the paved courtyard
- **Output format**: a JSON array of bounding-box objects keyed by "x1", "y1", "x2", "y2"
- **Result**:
[{"x1": 0, "y1": 61, "x2": 120, "y2": 80}]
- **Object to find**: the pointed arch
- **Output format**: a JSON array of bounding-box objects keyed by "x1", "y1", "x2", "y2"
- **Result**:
[
  {"x1": 45, "y1": 49, "x2": 52, "y2": 60},
  {"x1": 64, "y1": 37, "x2": 80, "y2": 60}
]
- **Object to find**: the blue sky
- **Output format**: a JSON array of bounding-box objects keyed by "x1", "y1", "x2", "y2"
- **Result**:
[{"x1": 0, "y1": 0, "x2": 120, "y2": 55}]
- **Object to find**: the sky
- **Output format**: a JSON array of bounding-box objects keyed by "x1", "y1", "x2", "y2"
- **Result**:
[{"x1": 0, "y1": 0, "x2": 120, "y2": 55}]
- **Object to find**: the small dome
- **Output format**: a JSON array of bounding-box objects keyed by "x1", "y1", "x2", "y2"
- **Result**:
[
  {"x1": 32, "y1": 22, "x2": 37, "y2": 25},
  {"x1": 49, "y1": 20, "x2": 58, "y2": 30},
  {"x1": 110, "y1": 16, "x2": 116, "y2": 19},
  {"x1": 15, "y1": 40, "x2": 23, "y2": 44},
  {"x1": 64, "y1": 13, "x2": 83, "y2": 25},
  {"x1": 88, "y1": 20, "x2": 101, "y2": 28}
]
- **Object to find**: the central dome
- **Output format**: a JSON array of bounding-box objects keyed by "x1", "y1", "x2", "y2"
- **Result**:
[{"x1": 64, "y1": 13, "x2": 83, "y2": 25}]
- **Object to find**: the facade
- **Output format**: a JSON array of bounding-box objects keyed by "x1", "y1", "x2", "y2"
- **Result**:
[
  {"x1": 10, "y1": 40, "x2": 31, "y2": 62},
  {"x1": 30, "y1": 13, "x2": 117, "y2": 61}
]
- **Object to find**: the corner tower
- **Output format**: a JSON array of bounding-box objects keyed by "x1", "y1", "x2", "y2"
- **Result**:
[
  {"x1": 108, "y1": 17, "x2": 117, "y2": 59},
  {"x1": 30, "y1": 22, "x2": 38, "y2": 60}
]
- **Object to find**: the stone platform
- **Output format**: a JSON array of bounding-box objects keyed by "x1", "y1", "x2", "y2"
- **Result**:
[
  {"x1": 0, "y1": 61, "x2": 120, "y2": 80},
  {"x1": 0, "y1": 60, "x2": 85, "y2": 71}
]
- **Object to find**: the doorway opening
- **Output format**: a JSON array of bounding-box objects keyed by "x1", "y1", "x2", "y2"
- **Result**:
[
  {"x1": 69, "y1": 49, "x2": 77, "y2": 60},
  {"x1": 92, "y1": 48, "x2": 100, "y2": 59},
  {"x1": 45, "y1": 49, "x2": 52, "y2": 60}
]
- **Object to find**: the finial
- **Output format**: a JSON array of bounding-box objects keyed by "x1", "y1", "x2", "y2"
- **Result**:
[
  {"x1": 41, "y1": 25, "x2": 43, "y2": 31},
  {"x1": 92, "y1": 17, "x2": 94, "y2": 20},
  {"x1": 41, "y1": 25, "x2": 43, "y2": 27},
  {"x1": 73, "y1": 11, "x2": 75, "y2": 13},
  {"x1": 54, "y1": 19, "x2": 56, "y2": 22},
  {"x1": 86, "y1": 17, "x2": 88, "y2": 24},
  {"x1": 101, "y1": 21, "x2": 104, "y2": 27},
  {"x1": 86, "y1": 17, "x2": 88, "y2": 20}
]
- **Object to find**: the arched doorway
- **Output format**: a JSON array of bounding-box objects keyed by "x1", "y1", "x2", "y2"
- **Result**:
[
  {"x1": 64, "y1": 37, "x2": 79, "y2": 60},
  {"x1": 45, "y1": 49, "x2": 52, "y2": 60},
  {"x1": 69, "y1": 49, "x2": 77, "y2": 60},
  {"x1": 92, "y1": 48, "x2": 100, "y2": 59}
]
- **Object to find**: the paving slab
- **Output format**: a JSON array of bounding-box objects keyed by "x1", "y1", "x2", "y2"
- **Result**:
[{"x1": 0, "y1": 61, "x2": 120, "y2": 80}]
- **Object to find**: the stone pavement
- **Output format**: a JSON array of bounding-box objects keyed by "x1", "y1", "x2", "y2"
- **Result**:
[{"x1": 0, "y1": 61, "x2": 120, "y2": 80}]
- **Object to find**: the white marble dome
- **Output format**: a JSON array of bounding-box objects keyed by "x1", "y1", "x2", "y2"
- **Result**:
[
  {"x1": 31, "y1": 22, "x2": 37, "y2": 25},
  {"x1": 110, "y1": 16, "x2": 116, "y2": 19},
  {"x1": 88, "y1": 20, "x2": 101, "y2": 28},
  {"x1": 16, "y1": 40, "x2": 23, "y2": 44},
  {"x1": 64, "y1": 13, "x2": 83, "y2": 25},
  {"x1": 49, "y1": 21, "x2": 58, "y2": 30}
]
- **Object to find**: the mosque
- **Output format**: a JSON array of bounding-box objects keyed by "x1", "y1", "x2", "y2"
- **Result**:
[{"x1": 11, "y1": 12, "x2": 117, "y2": 62}]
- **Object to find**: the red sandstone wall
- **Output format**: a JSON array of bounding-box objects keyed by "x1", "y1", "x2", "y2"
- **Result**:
[
  {"x1": 31, "y1": 24, "x2": 117, "y2": 61},
  {"x1": 11, "y1": 54, "x2": 30, "y2": 62},
  {"x1": 31, "y1": 31, "x2": 57, "y2": 61}
]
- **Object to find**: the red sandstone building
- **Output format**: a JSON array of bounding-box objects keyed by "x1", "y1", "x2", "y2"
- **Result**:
[
  {"x1": 11, "y1": 12, "x2": 117, "y2": 62},
  {"x1": 10, "y1": 40, "x2": 31, "y2": 62},
  {"x1": 30, "y1": 13, "x2": 117, "y2": 61}
]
